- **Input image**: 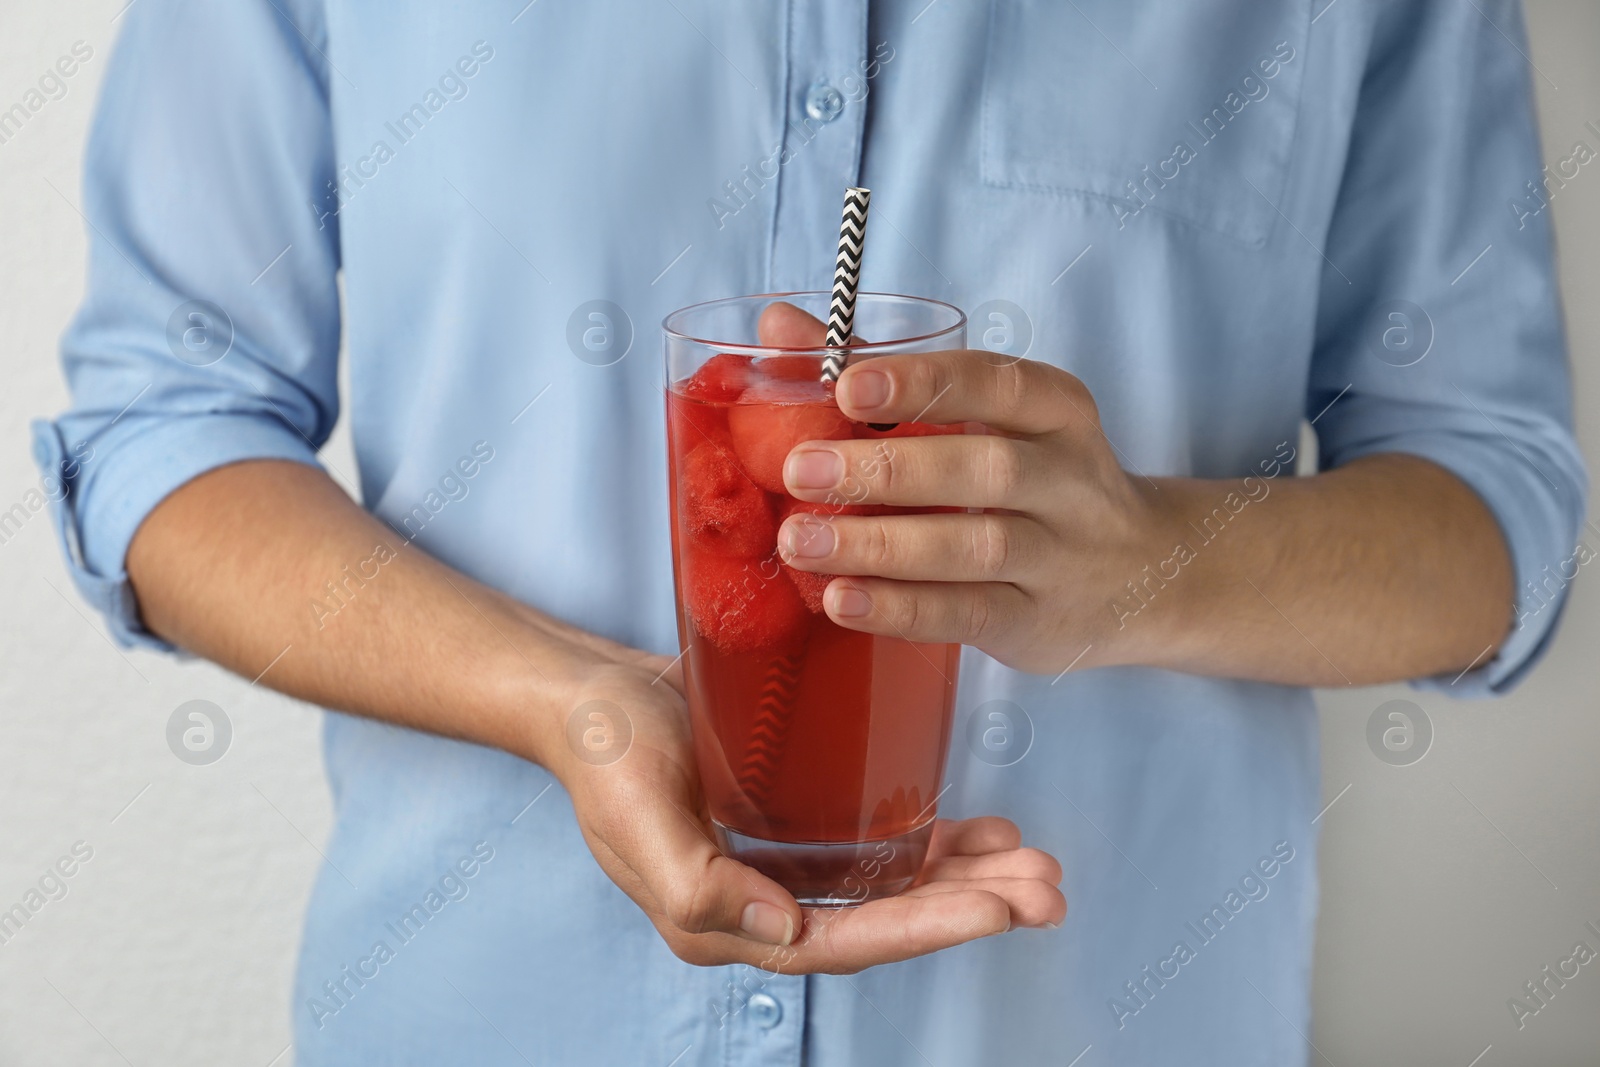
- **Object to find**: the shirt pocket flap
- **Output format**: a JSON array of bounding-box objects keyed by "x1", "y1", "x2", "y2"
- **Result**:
[{"x1": 981, "y1": 0, "x2": 1312, "y2": 247}]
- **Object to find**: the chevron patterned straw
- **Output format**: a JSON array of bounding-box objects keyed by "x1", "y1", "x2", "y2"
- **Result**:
[
  {"x1": 737, "y1": 645, "x2": 808, "y2": 805},
  {"x1": 820, "y1": 187, "x2": 871, "y2": 383},
  {"x1": 737, "y1": 188, "x2": 870, "y2": 806}
]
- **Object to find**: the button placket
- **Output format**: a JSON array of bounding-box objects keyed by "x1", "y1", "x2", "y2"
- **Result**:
[
  {"x1": 718, "y1": 965, "x2": 806, "y2": 1065},
  {"x1": 769, "y1": 0, "x2": 870, "y2": 291}
]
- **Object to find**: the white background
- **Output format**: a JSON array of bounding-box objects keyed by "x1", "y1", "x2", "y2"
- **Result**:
[{"x1": 0, "y1": 1, "x2": 1595, "y2": 1063}]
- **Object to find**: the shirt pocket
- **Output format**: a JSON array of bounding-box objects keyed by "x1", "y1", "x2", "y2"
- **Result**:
[{"x1": 980, "y1": 0, "x2": 1312, "y2": 247}]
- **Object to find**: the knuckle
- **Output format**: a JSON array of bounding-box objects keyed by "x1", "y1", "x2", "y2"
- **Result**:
[
  {"x1": 896, "y1": 588, "x2": 923, "y2": 636},
  {"x1": 917, "y1": 356, "x2": 955, "y2": 414},
  {"x1": 662, "y1": 872, "x2": 717, "y2": 935},
  {"x1": 860, "y1": 519, "x2": 896, "y2": 570},
  {"x1": 842, "y1": 443, "x2": 892, "y2": 502},
  {"x1": 981, "y1": 437, "x2": 1026, "y2": 500},
  {"x1": 963, "y1": 591, "x2": 996, "y2": 642},
  {"x1": 970, "y1": 515, "x2": 1012, "y2": 578},
  {"x1": 873, "y1": 451, "x2": 900, "y2": 498},
  {"x1": 995, "y1": 359, "x2": 1031, "y2": 420}
]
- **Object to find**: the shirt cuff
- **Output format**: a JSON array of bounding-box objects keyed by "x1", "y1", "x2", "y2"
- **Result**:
[
  {"x1": 1326, "y1": 432, "x2": 1581, "y2": 698},
  {"x1": 31, "y1": 413, "x2": 323, "y2": 650}
]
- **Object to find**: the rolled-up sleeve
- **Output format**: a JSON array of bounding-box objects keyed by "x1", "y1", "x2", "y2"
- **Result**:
[
  {"x1": 32, "y1": 0, "x2": 340, "y2": 650},
  {"x1": 1307, "y1": 0, "x2": 1588, "y2": 695}
]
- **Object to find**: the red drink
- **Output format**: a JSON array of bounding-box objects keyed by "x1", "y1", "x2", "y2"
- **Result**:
[{"x1": 666, "y1": 350, "x2": 961, "y2": 904}]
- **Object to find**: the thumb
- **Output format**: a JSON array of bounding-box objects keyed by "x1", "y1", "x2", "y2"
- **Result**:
[
  {"x1": 627, "y1": 780, "x2": 802, "y2": 947},
  {"x1": 757, "y1": 300, "x2": 827, "y2": 348},
  {"x1": 662, "y1": 852, "x2": 800, "y2": 948}
]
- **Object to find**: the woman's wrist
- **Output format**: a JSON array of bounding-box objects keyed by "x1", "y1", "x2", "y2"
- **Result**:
[
  {"x1": 478, "y1": 604, "x2": 667, "y2": 785},
  {"x1": 1091, "y1": 476, "x2": 1236, "y2": 672}
]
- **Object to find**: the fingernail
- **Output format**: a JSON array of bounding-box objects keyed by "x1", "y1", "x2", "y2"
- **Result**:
[
  {"x1": 786, "y1": 449, "x2": 844, "y2": 490},
  {"x1": 831, "y1": 587, "x2": 872, "y2": 618},
  {"x1": 844, "y1": 368, "x2": 890, "y2": 410},
  {"x1": 739, "y1": 902, "x2": 795, "y2": 946},
  {"x1": 781, "y1": 516, "x2": 835, "y2": 559}
]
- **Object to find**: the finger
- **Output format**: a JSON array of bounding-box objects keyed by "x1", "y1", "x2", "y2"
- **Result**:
[
  {"x1": 784, "y1": 433, "x2": 1041, "y2": 509},
  {"x1": 925, "y1": 816, "x2": 1024, "y2": 858},
  {"x1": 593, "y1": 772, "x2": 802, "y2": 949},
  {"x1": 834, "y1": 350, "x2": 1097, "y2": 436},
  {"x1": 757, "y1": 300, "x2": 827, "y2": 348},
  {"x1": 824, "y1": 577, "x2": 1034, "y2": 647},
  {"x1": 903, "y1": 878, "x2": 1067, "y2": 930},
  {"x1": 918, "y1": 847, "x2": 1063, "y2": 886},
  {"x1": 779, "y1": 511, "x2": 1045, "y2": 583},
  {"x1": 787, "y1": 888, "x2": 1013, "y2": 972}
]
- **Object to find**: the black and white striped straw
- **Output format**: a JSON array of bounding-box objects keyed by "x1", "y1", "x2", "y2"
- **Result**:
[{"x1": 820, "y1": 186, "x2": 871, "y2": 383}]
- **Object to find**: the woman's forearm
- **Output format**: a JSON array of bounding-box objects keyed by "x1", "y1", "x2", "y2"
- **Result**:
[
  {"x1": 126, "y1": 459, "x2": 614, "y2": 769},
  {"x1": 1121, "y1": 454, "x2": 1514, "y2": 686}
]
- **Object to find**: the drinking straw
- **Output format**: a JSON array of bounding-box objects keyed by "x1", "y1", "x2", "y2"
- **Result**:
[
  {"x1": 820, "y1": 186, "x2": 871, "y2": 383},
  {"x1": 739, "y1": 188, "x2": 875, "y2": 810},
  {"x1": 737, "y1": 648, "x2": 807, "y2": 805},
  {"x1": 821, "y1": 188, "x2": 898, "y2": 430}
]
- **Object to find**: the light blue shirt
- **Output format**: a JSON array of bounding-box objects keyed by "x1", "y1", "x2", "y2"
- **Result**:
[{"x1": 36, "y1": 1, "x2": 1585, "y2": 1063}]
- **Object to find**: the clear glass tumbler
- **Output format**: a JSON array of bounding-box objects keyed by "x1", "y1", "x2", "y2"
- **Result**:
[{"x1": 662, "y1": 292, "x2": 967, "y2": 906}]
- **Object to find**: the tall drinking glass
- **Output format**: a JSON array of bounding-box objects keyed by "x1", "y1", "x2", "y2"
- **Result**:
[{"x1": 663, "y1": 292, "x2": 967, "y2": 906}]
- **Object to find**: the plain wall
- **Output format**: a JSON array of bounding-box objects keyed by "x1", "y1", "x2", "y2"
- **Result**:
[{"x1": 0, "y1": 2, "x2": 1594, "y2": 1063}]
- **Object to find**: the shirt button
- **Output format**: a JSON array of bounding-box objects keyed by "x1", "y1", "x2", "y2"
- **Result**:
[
  {"x1": 747, "y1": 992, "x2": 783, "y2": 1029},
  {"x1": 803, "y1": 82, "x2": 845, "y2": 123}
]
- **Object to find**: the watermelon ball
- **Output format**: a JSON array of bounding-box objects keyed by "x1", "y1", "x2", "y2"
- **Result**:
[
  {"x1": 668, "y1": 390, "x2": 729, "y2": 451},
  {"x1": 683, "y1": 353, "x2": 754, "y2": 403},
  {"x1": 728, "y1": 378, "x2": 854, "y2": 493},
  {"x1": 683, "y1": 550, "x2": 809, "y2": 654},
  {"x1": 680, "y1": 440, "x2": 776, "y2": 558},
  {"x1": 783, "y1": 565, "x2": 833, "y2": 616},
  {"x1": 754, "y1": 354, "x2": 827, "y2": 382}
]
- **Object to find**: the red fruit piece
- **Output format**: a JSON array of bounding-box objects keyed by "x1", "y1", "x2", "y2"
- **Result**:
[
  {"x1": 683, "y1": 551, "x2": 809, "y2": 654},
  {"x1": 728, "y1": 379, "x2": 854, "y2": 493},
  {"x1": 683, "y1": 353, "x2": 754, "y2": 403},
  {"x1": 783, "y1": 565, "x2": 833, "y2": 615},
  {"x1": 668, "y1": 390, "x2": 728, "y2": 450},
  {"x1": 741, "y1": 376, "x2": 833, "y2": 403},
  {"x1": 754, "y1": 354, "x2": 827, "y2": 382},
  {"x1": 680, "y1": 440, "x2": 776, "y2": 558}
]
